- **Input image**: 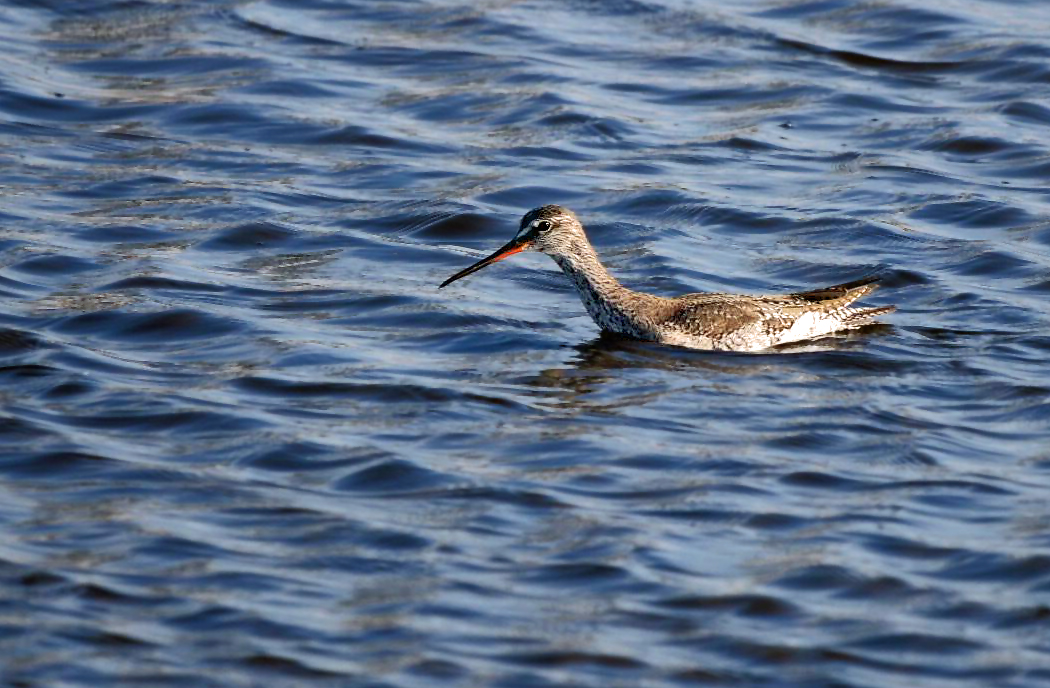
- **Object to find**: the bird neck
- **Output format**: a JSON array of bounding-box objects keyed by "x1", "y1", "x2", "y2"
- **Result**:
[
  {"x1": 550, "y1": 241, "x2": 637, "y2": 329},
  {"x1": 552, "y1": 240, "x2": 621, "y2": 295}
]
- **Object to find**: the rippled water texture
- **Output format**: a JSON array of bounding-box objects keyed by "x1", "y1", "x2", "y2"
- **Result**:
[{"x1": 2, "y1": 0, "x2": 1050, "y2": 685}]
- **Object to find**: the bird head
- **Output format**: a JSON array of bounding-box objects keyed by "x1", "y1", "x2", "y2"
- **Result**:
[{"x1": 439, "y1": 205, "x2": 584, "y2": 288}]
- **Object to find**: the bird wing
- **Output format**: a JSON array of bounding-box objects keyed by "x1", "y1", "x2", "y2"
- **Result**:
[
  {"x1": 657, "y1": 277, "x2": 891, "y2": 344},
  {"x1": 661, "y1": 294, "x2": 800, "y2": 341}
]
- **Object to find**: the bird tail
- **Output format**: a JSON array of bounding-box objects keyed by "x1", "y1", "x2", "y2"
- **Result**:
[{"x1": 791, "y1": 275, "x2": 884, "y2": 304}]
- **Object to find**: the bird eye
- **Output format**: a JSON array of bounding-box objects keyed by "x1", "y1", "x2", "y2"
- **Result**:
[{"x1": 537, "y1": 220, "x2": 551, "y2": 231}]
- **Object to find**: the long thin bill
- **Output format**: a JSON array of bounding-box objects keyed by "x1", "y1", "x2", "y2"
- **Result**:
[{"x1": 439, "y1": 237, "x2": 531, "y2": 288}]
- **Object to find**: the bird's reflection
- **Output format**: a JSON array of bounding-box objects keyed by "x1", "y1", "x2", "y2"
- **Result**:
[
  {"x1": 527, "y1": 324, "x2": 895, "y2": 407},
  {"x1": 573, "y1": 323, "x2": 893, "y2": 371}
]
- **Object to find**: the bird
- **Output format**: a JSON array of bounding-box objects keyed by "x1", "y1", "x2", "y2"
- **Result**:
[{"x1": 439, "y1": 205, "x2": 895, "y2": 352}]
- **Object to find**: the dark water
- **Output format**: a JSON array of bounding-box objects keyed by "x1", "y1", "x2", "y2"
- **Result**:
[{"x1": 2, "y1": 0, "x2": 1050, "y2": 685}]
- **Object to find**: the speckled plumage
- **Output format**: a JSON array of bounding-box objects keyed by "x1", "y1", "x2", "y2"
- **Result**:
[{"x1": 440, "y1": 205, "x2": 895, "y2": 352}]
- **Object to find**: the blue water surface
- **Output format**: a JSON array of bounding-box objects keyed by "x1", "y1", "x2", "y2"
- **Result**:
[{"x1": 1, "y1": 1, "x2": 1050, "y2": 686}]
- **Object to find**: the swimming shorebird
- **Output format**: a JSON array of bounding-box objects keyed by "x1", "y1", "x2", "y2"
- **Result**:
[{"x1": 439, "y1": 205, "x2": 895, "y2": 352}]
